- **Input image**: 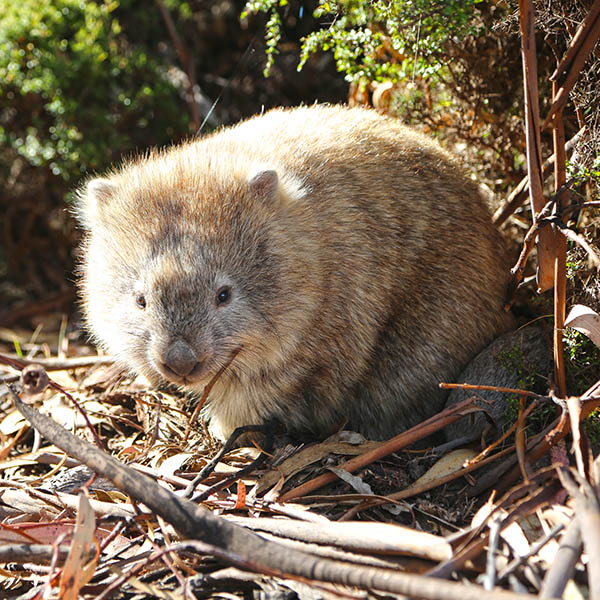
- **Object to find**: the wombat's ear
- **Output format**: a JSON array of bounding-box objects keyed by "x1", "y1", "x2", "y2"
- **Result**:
[
  {"x1": 248, "y1": 169, "x2": 279, "y2": 203},
  {"x1": 76, "y1": 178, "x2": 116, "y2": 229}
]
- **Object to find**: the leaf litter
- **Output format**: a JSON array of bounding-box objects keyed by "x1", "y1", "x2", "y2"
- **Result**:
[{"x1": 0, "y1": 321, "x2": 598, "y2": 599}]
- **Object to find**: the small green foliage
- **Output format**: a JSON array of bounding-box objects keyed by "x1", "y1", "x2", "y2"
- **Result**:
[
  {"x1": 567, "y1": 154, "x2": 600, "y2": 188},
  {"x1": 498, "y1": 343, "x2": 556, "y2": 435},
  {"x1": 0, "y1": 0, "x2": 190, "y2": 182},
  {"x1": 583, "y1": 408, "x2": 600, "y2": 449},
  {"x1": 566, "y1": 255, "x2": 586, "y2": 280},
  {"x1": 498, "y1": 344, "x2": 542, "y2": 393},
  {"x1": 243, "y1": 0, "x2": 485, "y2": 84},
  {"x1": 242, "y1": 0, "x2": 285, "y2": 77},
  {"x1": 563, "y1": 329, "x2": 600, "y2": 397}
]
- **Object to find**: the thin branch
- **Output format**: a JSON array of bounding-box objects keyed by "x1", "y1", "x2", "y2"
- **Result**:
[
  {"x1": 492, "y1": 127, "x2": 585, "y2": 228},
  {"x1": 156, "y1": 0, "x2": 201, "y2": 130},
  {"x1": 519, "y1": 0, "x2": 556, "y2": 292},
  {"x1": 543, "y1": 0, "x2": 600, "y2": 129},
  {"x1": 278, "y1": 397, "x2": 480, "y2": 503},
  {"x1": 551, "y1": 80, "x2": 568, "y2": 397}
]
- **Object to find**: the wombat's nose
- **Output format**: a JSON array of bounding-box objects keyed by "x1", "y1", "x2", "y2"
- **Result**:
[{"x1": 162, "y1": 341, "x2": 201, "y2": 378}]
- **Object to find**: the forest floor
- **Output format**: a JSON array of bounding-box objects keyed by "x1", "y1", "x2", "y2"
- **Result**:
[{"x1": 0, "y1": 308, "x2": 598, "y2": 599}]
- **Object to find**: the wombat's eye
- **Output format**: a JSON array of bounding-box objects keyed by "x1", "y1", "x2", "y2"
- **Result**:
[
  {"x1": 215, "y1": 286, "x2": 232, "y2": 306},
  {"x1": 135, "y1": 294, "x2": 147, "y2": 309}
]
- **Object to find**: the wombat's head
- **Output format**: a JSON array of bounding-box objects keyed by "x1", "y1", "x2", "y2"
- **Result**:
[{"x1": 75, "y1": 151, "x2": 315, "y2": 394}]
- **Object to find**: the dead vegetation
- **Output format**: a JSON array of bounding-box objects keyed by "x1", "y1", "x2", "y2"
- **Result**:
[{"x1": 0, "y1": 322, "x2": 599, "y2": 598}]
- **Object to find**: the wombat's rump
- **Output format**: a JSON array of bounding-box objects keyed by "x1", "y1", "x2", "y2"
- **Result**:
[{"x1": 76, "y1": 105, "x2": 514, "y2": 441}]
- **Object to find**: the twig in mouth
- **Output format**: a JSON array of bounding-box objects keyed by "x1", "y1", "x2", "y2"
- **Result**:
[{"x1": 182, "y1": 346, "x2": 243, "y2": 445}]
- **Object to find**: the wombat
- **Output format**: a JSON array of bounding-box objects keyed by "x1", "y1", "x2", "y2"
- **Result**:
[{"x1": 76, "y1": 105, "x2": 515, "y2": 442}]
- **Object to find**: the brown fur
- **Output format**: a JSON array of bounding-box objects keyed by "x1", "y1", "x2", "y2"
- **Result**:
[{"x1": 76, "y1": 105, "x2": 514, "y2": 441}]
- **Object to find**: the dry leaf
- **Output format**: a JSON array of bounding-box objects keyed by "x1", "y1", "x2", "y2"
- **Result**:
[
  {"x1": 0, "y1": 409, "x2": 29, "y2": 436},
  {"x1": 413, "y1": 449, "x2": 478, "y2": 487},
  {"x1": 565, "y1": 304, "x2": 600, "y2": 349},
  {"x1": 158, "y1": 452, "x2": 195, "y2": 477},
  {"x1": 472, "y1": 494, "x2": 496, "y2": 528},
  {"x1": 255, "y1": 438, "x2": 382, "y2": 493},
  {"x1": 59, "y1": 494, "x2": 98, "y2": 599},
  {"x1": 328, "y1": 466, "x2": 373, "y2": 494},
  {"x1": 501, "y1": 521, "x2": 530, "y2": 557}
]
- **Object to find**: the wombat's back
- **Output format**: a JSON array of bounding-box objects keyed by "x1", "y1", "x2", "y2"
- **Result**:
[{"x1": 77, "y1": 105, "x2": 514, "y2": 441}]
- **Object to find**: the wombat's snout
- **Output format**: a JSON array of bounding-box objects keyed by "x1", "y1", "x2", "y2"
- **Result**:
[{"x1": 158, "y1": 339, "x2": 208, "y2": 383}]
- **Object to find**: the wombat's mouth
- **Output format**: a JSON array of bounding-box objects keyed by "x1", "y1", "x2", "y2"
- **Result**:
[
  {"x1": 153, "y1": 345, "x2": 243, "y2": 388},
  {"x1": 159, "y1": 362, "x2": 210, "y2": 385}
]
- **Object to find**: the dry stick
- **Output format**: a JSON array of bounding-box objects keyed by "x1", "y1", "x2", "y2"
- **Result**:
[
  {"x1": 465, "y1": 429, "x2": 547, "y2": 499},
  {"x1": 8, "y1": 387, "x2": 542, "y2": 600},
  {"x1": 542, "y1": 0, "x2": 600, "y2": 130},
  {"x1": 440, "y1": 382, "x2": 546, "y2": 399},
  {"x1": 131, "y1": 519, "x2": 189, "y2": 595},
  {"x1": 430, "y1": 473, "x2": 564, "y2": 580},
  {"x1": 540, "y1": 519, "x2": 582, "y2": 599},
  {"x1": 338, "y1": 386, "x2": 549, "y2": 517},
  {"x1": 443, "y1": 469, "x2": 559, "y2": 554},
  {"x1": 344, "y1": 398, "x2": 545, "y2": 518},
  {"x1": 556, "y1": 221, "x2": 600, "y2": 268},
  {"x1": 191, "y1": 429, "x2": 272, "y2": 503},
  {"x1": 496, "y1": 384, "x2": 600, "y2": 493},
  {"x1": 181, "y1": 346, "x2": 242, "y2": 445},
  {"x1": 493, "y1": 174, "x2": 530, "y2": 227},
  {"x1": 278, "y1": 397, "x2": 480, "y2": 503},
  {"x1": 472, "y1": 399, "x2": 539, "y2": 461},
  {"x1": 226, "y1": 517, "x2": 453, "y2": 563},
  {"x1": 515, "y1": 395, "x2": 530, "y2": 481},
  {"x1": 485, "y1": 515, "x2": 502, "y2": 591},
  {"x1": 470, "y1": 382, "x2": 600, "y2": 497},
  {"x1": 556, "y1": 468, "x2": 600, "y2": 599},
  {"x1": 519, "y1": 0, "x2": 556, "y2": 292},
  {"x1": 492, "y1": 126, "x2": 585, "y2": 228},
  {"x1": 0, "y1": 544, "x2": 76, "y2": 565},
  {"x1": 499, "y1": 522, "x2": 564, "y2": 583},
  {"x1": 97, "y1": 520, "x2": 128, "y2": 555},
  {"x1": 552, "y1": 82, "x2": 568, "y2": 399},
  {"x1": 343, "y1": 395, "x2": 544, "y2": 518},
  {"x1": 100, "y1": 540, "x2": 357, "y2": 600},
  {"x1": 1, "y1": 353, "x2": 115, "y2": 371},
  {"x1": 155, "y1": 0, "x2": 200, "y2": 130},
  {"x1": 505, "y1": 198, "x2": 558, "y2": 309},
  {"x1": 340, "y1": 443, "x2": 519, "y2": 521}
]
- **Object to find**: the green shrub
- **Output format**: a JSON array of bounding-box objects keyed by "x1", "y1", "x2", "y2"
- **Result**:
[
  {"x1": 0, "y1": 0, "x2": 190, "y2": 183},
  {"x1": 243, "y1": 0, "x2": 485, "y2": 82}
]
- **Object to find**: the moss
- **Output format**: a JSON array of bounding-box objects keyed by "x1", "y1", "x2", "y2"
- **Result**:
[{"x1": 497, "y1": 342, "x2": 556, "y2": 436}]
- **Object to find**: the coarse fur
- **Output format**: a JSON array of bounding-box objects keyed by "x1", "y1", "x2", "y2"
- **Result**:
[{"x1": 76, "y1": 105, "x2": 515, "y2": 441}]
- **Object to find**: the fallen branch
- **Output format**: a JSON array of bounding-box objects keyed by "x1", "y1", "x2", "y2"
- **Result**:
[
  {"x1": 226, "y1": 517, "x2": 452, "y2": 562},
  {"x1": 540, "y1": 519, "x2": 582, "y2": 598},
  {"x1": 1, "y1": 353, "x2": 114, "y2": 371}
]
